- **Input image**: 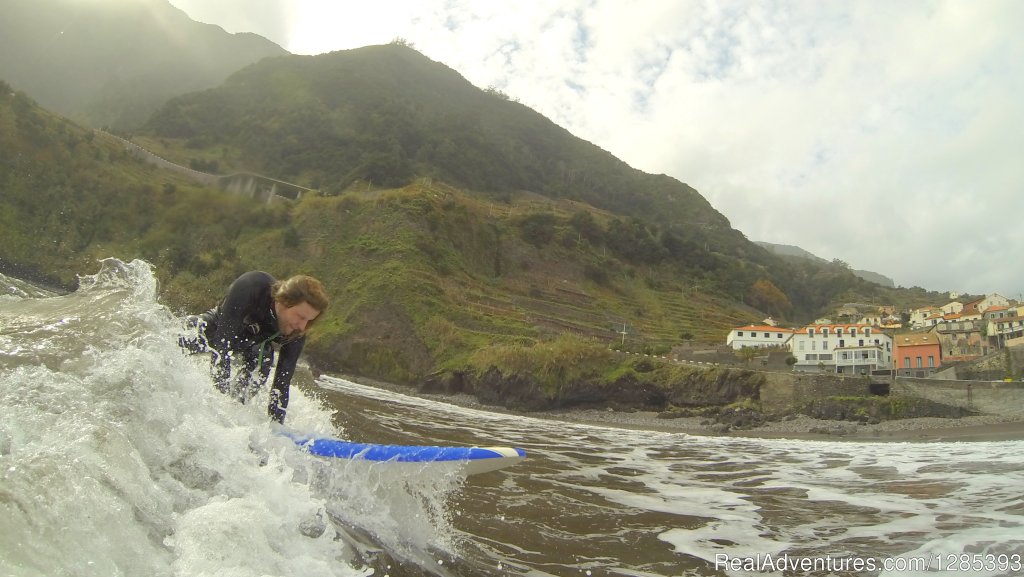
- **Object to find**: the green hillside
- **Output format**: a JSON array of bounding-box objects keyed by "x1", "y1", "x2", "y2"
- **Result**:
[
  {"x1": 0, "y1": 82, "x2": 753, "y2": 382},
  {"x1": 0, "y1": 61, "x2": 947, "y2": 388},
  {"x1": 136, "y1": 44, "x2": 923, "y2": 317}
]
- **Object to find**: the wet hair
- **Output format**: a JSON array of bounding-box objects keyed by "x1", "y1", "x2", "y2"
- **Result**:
[{"x1": 271, "y1": 275, "x2": 329, "y2": 328}]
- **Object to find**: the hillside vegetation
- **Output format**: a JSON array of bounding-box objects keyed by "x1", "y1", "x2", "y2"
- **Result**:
[
  {"x1": 135, "y1": 44, "x2": 923, "y2": 318},
  {"x1": 0, "y1": 55, "x2": 947, "y2": 393}
]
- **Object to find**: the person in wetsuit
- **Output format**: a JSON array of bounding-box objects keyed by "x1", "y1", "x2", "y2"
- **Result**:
[{"x1": 180, "y1": 271, "x2": 329, "y2": 424}]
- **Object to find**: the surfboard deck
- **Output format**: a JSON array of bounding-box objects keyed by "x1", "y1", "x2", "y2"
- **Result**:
[{"x1": 281, "y1": 431, "x2": 527, "y2": 475}]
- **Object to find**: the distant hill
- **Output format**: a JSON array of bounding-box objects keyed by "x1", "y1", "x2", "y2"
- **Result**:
[
  {"x1": 755, "y1": 241, "x2": 896, "y2": 288},
  {"x1": 0, "y1": 0, "x2": 286, "y2": 129}
]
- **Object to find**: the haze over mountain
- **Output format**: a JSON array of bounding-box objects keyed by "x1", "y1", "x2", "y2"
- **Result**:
[
  {"x1": 755, "y1": 241, "x2": 896, "y2": 288},
  {"x1": 0, "y1": 0, "x2": 286, "y2": 129}
]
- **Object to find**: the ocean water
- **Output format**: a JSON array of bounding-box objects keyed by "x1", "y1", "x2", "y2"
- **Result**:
[{"x1": 2, "y1": 259, "x2": 1023, "y2": 576}]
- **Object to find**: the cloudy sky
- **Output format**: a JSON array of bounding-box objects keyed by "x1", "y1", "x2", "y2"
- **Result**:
[{"x1": 168, "y1": 0, "x2": 1023, "y2": 299}]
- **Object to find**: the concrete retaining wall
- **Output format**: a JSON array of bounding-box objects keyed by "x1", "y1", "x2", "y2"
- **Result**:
[
  {"x1": 759, "y1": 372, "x2": 873, "y2": 415},
  {"x1": 892, "y1": 377, "x2": 1024, "y2": 417},
  {"x1": 100, "y1": 131, "x2": 313, "y2": 203}
]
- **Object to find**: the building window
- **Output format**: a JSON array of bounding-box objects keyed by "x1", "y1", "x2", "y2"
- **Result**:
[
  {"x1": 916, "y1": 356, "x2": 923, "y2": 368},
  {"x1": 823, "y1": 340, "x2": 829, "y2": 350},
  {"x1": 904, "y1": 357, "x2": 911, "y2": 368},
  {"x1": 737, "y1": 331, "x2": 744, "y2": 336},
  {"x1": 764, "y1": 332, "x2": 770, "y2": 338},
  {"x1": 928, "y1": 356, "x2": 935, "y2": 367},
  {"x1": 777, "y1": 333, "x2": 783, "y2": 338},
  {"x1": 799, "y1": 341, "x2": 805, "y2": 351}
]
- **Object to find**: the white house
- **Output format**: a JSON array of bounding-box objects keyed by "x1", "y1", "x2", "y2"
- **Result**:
[
  {"x1": 726, "y1": 325, "x2": 794, "y2": 350},
  {"x1": 987, "y1": 314, "x2": 1024, "y2": 347},
  {"x1": 789, "y1": 323, "x2": 893, "y2": 373},
  {"x1": 978, "y1": 293, "x2": 1011, "y2": 313},
  {"x1": 909, "y1": 306, "x2": 941, "y2": 329},
  {"x1": 940, "y1": 301, "x2": 964, "y2": 315}
]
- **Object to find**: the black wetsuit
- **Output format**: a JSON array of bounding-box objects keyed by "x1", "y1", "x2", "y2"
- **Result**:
[{"x1": 181, "y1": 271, "x2": 303, "y2": 423}]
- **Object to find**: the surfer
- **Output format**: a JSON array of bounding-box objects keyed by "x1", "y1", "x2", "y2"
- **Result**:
[{"x1": 179, "y1": 271, "x2": 329, "y2": 424}]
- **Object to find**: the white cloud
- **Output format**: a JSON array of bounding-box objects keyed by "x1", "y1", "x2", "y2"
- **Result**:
[{"x1": 167, "y1": 0, "x2": 1024, "y2": 298}]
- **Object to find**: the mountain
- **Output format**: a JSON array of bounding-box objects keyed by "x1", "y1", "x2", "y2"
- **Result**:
[
  {"x1": 141, "y1": 44, "x2": 738, "y2": 240},
  {"x1": 755, "y1": 241, "x2": 896, "y2": 288},
  {"x1": 0, "y1": 10, "x2": 949, "y2": 387},
  {"x1": 136, "y1": 43, "x2": 913, "y2": 314},
  {"x1": 0, "y1": 0, "x2": 287, "y2": 129}
]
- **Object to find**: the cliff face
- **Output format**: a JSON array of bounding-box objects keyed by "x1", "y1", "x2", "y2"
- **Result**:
[{"x1": 424, "y1": 366, "x2": 766, "y2": 412}]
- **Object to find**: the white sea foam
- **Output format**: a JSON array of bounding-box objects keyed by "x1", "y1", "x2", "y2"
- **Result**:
[{"x1": 0, "y1": 260, "x2": 461, "y2": 577}]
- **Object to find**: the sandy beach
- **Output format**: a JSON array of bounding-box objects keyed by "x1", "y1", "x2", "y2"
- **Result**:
[{"x1": 329, "y1": 373, "x2": 1024, "y2": 443}]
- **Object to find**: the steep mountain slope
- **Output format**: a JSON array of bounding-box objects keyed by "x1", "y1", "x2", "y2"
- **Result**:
[
  {"x1": 138, "y1": 43, "x2": 902, "y2": 318},
  {"x1": 0, "y1": 0, "x2": 286, "y2": 129},
  {"x1": 143, "y1": 45, "x2": 733, "y2": 235},
  {"x1": 0, "y1": 83, "x2": 760, "y2": 383},
  {"x1": 1, "y1": 70, "x2": 951, "y2": 387}
]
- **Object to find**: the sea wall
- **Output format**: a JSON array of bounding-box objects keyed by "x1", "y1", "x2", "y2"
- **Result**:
[
  {"x1": 892, "y1": 377, "x2": 1024, "y2": 417},
  {"x1": 758, "y1": 372, "x2": 872, "y2": 416}
]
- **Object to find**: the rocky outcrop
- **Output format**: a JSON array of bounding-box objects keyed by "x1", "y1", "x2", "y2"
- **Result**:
[
  {"x1": 419, "y1": 364, "x2": 978, "y2": 431},
  {"x1": 664, "y1": 368, "x2": 764, "y2": 407},
  {"x1": 425, "y1": 366, "x2": 765, "y2": 412},
  {"x1": 802, "y1": 396, "x2": 973, "y2": 421}
]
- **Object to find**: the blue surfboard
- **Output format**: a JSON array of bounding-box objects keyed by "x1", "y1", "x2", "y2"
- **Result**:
[{"x1": 282, "y1": 431, "x2": 527, "y2": 475}]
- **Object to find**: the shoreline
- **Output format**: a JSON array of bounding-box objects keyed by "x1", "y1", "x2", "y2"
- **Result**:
[{"x1": 326, "y1": 373, "x2": 1024, "y2": 443}]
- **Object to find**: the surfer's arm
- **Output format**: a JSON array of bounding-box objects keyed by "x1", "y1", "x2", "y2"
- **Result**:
[{"x1": 268, "y1": 337, "x2": 304, "y2": 423}]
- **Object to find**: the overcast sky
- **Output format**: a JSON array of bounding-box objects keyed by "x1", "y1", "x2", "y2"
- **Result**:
[{"x1": 168, "y1": 0, "x2": 1023, "y2": 299}]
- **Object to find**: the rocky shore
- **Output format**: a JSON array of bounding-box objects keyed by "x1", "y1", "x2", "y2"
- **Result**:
[
  {"x1": 330, "y1": 373, "x2": 1024, "y2": 443},
  {"x1": 539, "y1": 409, "x2": 1024, "y2": 442}
]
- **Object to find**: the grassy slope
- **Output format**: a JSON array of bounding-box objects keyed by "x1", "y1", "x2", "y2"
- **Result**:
[
  {"x1": 220, "y1": 180, "x2": 760, "y2": 383},
  {"x1": 1, "y1": 84, "x2": 949, "y2": 390}
]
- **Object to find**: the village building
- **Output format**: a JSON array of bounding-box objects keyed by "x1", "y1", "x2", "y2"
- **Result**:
[
  {"x1": 788, "y1": 323, "x2": 892, "y2": 374},
  {"x1": 858, "y1": 314, "x2": 883, "y2": 326},
  {"x1": 940, "y1": 301, "x2": 964, "y2": 315},
  {"x1": 893, "y1": 329, "x2": 943, "y2": 377},
  {"x1": 909, "y1": 306, "x2": 942, "y2": 329},
  {"x1": 726, "y1": 325, "x2": 794, "y2": 350},
  {"x1": 979, "y1": 293, "x2": 1011, "y2": 312},
  {"x1": 987, "y1": 314, "x2": 1024, "y2": 348},
  {"x1": 935, "y1": 319, "x2": 987, "y2": 361},
  {"x1": 723, "y1": 294, "x2": 1017, "y2": 371}
]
